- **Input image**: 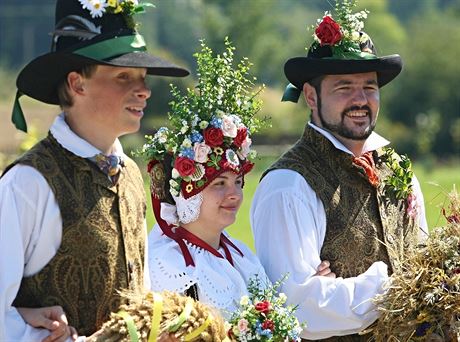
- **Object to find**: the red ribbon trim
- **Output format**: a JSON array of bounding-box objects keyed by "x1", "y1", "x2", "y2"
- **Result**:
[{"x1": 150, "y1": 162, "x2": 244, "y2": 267}]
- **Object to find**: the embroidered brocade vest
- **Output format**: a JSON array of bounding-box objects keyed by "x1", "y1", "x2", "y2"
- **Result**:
[
  {"x1": 7, "y1": 134, "x2": 146, "y2": 336},
  {"x1": 264, "y1": 126, "x2": 418, "y2": 342}
]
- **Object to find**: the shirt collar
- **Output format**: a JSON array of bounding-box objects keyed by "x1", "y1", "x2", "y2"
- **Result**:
[
  {"x1": 308, "y1": 122, "x2": 390, "y2": 156},
  {"x1": 49, "y1": 112, "x2": 124, "y2": 158}
]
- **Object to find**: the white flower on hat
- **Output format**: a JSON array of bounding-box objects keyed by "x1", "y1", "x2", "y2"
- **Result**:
[
  {"x1": 225, "y1": 149, "x2": 240, "y2": 168},
  {"x1": 171, "y1": 168, "x2": 180, "y2": 179},
  {"x1": 181, "y1": 138, "x2": 192, "y2": 148},
  {"x1": 222, "y1": 115, "x2": 237, "y2": 138},
  {"x1": 78, "y1": 0, "x2": 93, "y2": 10},
  {"x1": 199, "y1": 121, "x2": 209, "y2": 129},
  {"x1": 88, "y1": 0, "x2": 108, "y2": 18}
]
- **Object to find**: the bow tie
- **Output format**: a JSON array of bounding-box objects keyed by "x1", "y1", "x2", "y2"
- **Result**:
[{"x1": 94, "y1": 153, "x2": 125, "y2": 178}]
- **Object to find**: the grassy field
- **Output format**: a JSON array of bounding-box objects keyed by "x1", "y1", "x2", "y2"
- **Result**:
[{"x1": 144, "y1": 157, "x2": 460, "y2": 251}]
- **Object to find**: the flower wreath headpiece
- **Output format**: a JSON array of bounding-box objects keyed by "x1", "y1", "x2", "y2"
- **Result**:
[
  {"x1": 143, "y1": 38, "x2": 264, "y2": 202},
  {"x1": 141, "y1": 38, "x2": 265, "y2": 267}
]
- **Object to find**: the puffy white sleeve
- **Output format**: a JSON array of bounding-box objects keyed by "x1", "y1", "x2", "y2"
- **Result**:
[
  {"x1": 250, "y1": 170, "x2": 388, "y2": 339},
  {"x1": 0, "y1": 165, "x2": 68, "y2": 341}
]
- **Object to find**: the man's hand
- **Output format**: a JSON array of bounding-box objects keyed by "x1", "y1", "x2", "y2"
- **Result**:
[
  {"x1": 315, "y1": 260, "x2": 336, "y2": 278},
  {"x1": 16, "y1": 306, "x2": 78, "y2": 342}
]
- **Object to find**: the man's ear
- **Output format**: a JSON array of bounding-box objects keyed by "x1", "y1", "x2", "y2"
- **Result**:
[
  {"x1": 67, "y1": 72, "x2": 85, "y2": 95},
  {"x1": 303, "y1": 82, "x2": 318, "y2": 112}
]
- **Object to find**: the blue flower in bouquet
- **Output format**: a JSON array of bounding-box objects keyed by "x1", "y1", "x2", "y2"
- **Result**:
[{"x1": 228, "y1": 274, "x2": 304, "y2": 341}]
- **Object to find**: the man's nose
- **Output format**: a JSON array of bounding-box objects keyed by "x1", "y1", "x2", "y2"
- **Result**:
[
  {"x1": 135, "y1": 80, "x2": 151, "y2": 100},
  {"x1": 351, "y1": 89, "x2": 367, "y2": 106}
]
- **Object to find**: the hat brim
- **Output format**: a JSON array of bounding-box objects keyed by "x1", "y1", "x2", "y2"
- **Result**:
[
  {"x1": 17, "y1": 51, "x2": 190, "y2": 105},
  {"x1": 284, "y1": 54, "x2": 402, "y2": 89}
]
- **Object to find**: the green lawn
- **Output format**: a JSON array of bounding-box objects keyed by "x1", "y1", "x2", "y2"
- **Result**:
[{"x1": 144, "y1": 158, "x2": 460, "y2": 251}]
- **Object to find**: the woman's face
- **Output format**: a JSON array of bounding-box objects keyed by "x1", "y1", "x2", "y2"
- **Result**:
[{"x1": 195, "y1": 171, "x2": 243, "y2": 233}]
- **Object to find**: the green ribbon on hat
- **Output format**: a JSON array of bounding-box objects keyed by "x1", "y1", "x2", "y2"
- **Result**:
[
  {"x1": 12, "y1": 91, "x2": 27, "y2": 132},
  {"x1": 328, "y1": 49, "x2": 378, "y2": 60},
  {"x1": 281, "y1": 83, "x2": 302, "y2": 103},
  {"x1": 73, "y1": 33, "x2": 147, "y2": 60}
]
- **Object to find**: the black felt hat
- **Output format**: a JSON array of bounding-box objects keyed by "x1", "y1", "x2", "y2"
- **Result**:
[
  {"x1": 12, "y1": 0, "x2": 189, "y2": 131},
  {"x1": 284, "y1": 34, "x2": 402, "y2": 92},
  {"x1": 282, "y1": 5, "x2": 402, "y2": 103}
]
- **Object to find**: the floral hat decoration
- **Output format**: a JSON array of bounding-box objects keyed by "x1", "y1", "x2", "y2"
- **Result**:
[
  {"x1": 282, "y1": 0, "x2": 402, "y2": 102},
  {"x1": 12, "y1": 0, "x2": 189, "y2": 133},
  {"x1": 141, "y1": 38, "x2": 265, "y2": 266}
]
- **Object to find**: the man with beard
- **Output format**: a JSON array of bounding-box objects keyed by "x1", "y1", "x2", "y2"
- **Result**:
[{"x1": 250, "y1": 2, "x2": 427, "y2": 341}]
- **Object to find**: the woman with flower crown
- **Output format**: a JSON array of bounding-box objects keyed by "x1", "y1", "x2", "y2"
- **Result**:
[
  {"x1": 142, "y1": 39, "x2": 268, "y2": 318},
  {"x1": 142, "y1": 39, "x2": 335, "y2": 326}
]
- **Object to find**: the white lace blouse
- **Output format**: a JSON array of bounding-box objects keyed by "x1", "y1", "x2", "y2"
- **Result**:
[{"x1": 148, "y1": 224, "x2": 267, "y2": 317}]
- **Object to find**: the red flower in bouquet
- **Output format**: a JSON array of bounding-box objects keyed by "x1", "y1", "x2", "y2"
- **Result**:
[
  {"x1": 261, "y1": 319, "x2": 275, "y2": 331},
  {"x1": 315, "y1": 15, "x2": 343, "y2": 46},
  {"x1": 255, "y1": 301, "x2": 271, "y2": 314}
]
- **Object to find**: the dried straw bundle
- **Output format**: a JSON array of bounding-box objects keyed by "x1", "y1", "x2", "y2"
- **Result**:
[
  {"x1": 371, "y1": 189, "x2": 460, "y2": 341},
  {"x1": 88, "y1": 289, "x2": 227, "y2": 342}
]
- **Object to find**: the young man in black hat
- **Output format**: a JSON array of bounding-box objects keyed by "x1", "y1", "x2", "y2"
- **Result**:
[
  {"x1": 0, "y1": 0, "x2": 188, "y2": 340},
  {"x1": 251, "y1": 2, "x2": 427, "y2": 341}
]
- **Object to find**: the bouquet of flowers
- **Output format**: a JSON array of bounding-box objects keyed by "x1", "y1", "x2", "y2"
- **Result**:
[
  {"x1": 227, "y1": 275, "x2": 304, "y2": 341},
  {"x1": 370, "y1": 189, "x2": 460, "y2": 341}
]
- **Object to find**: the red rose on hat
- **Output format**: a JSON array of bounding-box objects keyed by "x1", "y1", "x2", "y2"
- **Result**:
[
  {"x1": 204, "y1": 127, "x2": 224, "y2": 147},
  {"x1": 315, "y1": 15, "x2": 343, "y2": 46},
  {"x1": 255, "y1": 301, "x2": 271, "y2": 314},
  {"x1": 174, "y1": 157, "x2": 196, "y2": 177},
  {"x1": 233, "y1": 127, "x2": 248, "y2": 147}
]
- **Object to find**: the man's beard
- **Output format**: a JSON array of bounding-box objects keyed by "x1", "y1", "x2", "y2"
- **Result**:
[{"x1": 317, "y1": 96, "x2": 376, "y2": 141}]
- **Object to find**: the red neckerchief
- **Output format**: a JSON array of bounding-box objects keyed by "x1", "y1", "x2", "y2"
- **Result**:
[
  {"x1": 151, "y1": 188, "x2": 243, "y2": 267},
  {"x1": 352, "y1": 151, "x2": 379, "y2": 187}
]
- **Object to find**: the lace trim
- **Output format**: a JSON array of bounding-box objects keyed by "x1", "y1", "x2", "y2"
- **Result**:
[{"x1": 174, "y1": 192, "x2": 203, "y2": 225}]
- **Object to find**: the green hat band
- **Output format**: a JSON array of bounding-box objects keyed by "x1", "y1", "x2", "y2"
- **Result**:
[{"x1": 73, "y1": 33, "x2": 147, "y2": 60}]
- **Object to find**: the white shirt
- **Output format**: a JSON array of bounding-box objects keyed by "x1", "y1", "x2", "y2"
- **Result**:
[
  {"x1": 0, "y1": 113, "x2": 150, "y2": 342},
  {"x1": 148, "y1": 225, "x2": 268, "y2": 318},
  {"x1": 250, "y1": 123, "x2": 427, "y2": 340}
]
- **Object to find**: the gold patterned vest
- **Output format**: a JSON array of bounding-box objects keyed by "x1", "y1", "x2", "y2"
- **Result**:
[
  {"x1": 5, "y1": 134, "x2": 146, "y2": 336},
  {"x1": 264, "y1": 126, "x2": 418, "y2": 342}
]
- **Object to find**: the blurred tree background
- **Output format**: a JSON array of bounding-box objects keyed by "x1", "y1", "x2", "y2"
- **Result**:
[{"x1": 2, "y1": 0, "x2": 459, "y2": 160}]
